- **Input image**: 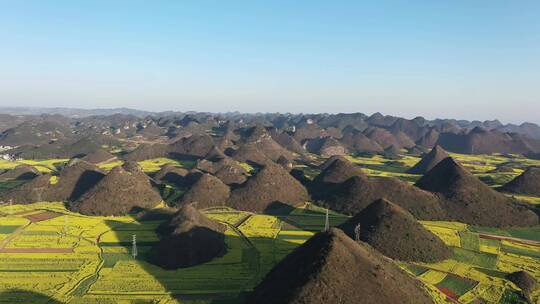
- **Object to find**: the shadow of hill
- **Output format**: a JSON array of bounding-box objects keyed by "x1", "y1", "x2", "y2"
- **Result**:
[
  {"x1": 264, "y1": 202, "x2": 350, "y2": 232},
  {"x1": 70, "y1": 171, "x2": 105, "y2": 201},
  {"x1": 0, "y1": 179, "x2": 26, "y2": 193},
  {"x1": 100, "y1": 211, "x2": 304, "y2": 304},
  {"x1": 0, "y1": 289, "x2": 62, "y2": 304}
]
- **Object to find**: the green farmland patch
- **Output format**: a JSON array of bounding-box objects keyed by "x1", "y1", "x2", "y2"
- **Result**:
[
  {"x1": 459, "y1": 230, "x2": 480, "y2": 250},
  {"x1": 506, "y1": 227, "x2": 540, "y2": 242},
  {"x1": 0, "y1": 225, "x2": 20, "y2": 234},
  {"x1": 101, "y1": 252, "x2": 139, "y2": 268},
  {"x1": 453, "y1": 247, "x2": 498, "y2": 269},
  {"x1": 436, "y1": 274, "x2": 477, "y2": 297},
  {"x1": 0, "y1": 180, "x2": 26, "y2": 192},
  {"x1": 474, "y1": 267, "x2": 508, "y2": 279},
  {"x1": 470, "y1": 225, "x2": 540, "y2": 243},
  {"x1": 500, "y1": 243, "x2": 540, "y2": 259},
  {"x1": 405, "y1": 264, "x2": 429, "y2": 276}
]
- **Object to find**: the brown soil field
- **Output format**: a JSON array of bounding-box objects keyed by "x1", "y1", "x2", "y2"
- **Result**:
[{"x1": 24, "y1": 211, "x2": 63, "y2": 223}]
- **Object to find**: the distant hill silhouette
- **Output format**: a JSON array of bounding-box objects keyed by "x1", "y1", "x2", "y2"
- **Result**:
[
  {"x1": 124, "y1": 143, "x2": 169, "y2": 161},
  {"x1": 339, "y1": 128, "x2": 383, "y2": 152},
  {"x1": 153, "y1": 164, "x2": 189, "y2": 186},
  {"x1": 228, "y1": 163, "x2": 309, "y2": 212},
  {"x1": 312, "y1": 158, "x2": 446, "y2": 220},
  {"x1": 6, "y1": 134, "x2": 119, "y2": 159},
  {"x1": 417, "y1": 128, "x2": 439, "y2": 148},
  {"x1": 214, "y1": 162, "x2": 248, "y2": 185},
  {"x1": 383, "y1": 144, "x2": 401, "y2": 159},
  {"x1": 313, "y1": 157, "x2": 366, "y2": 184},
  {"x1": 407, "y1": 145, "x2": 450, "y2": 174},
  {"x1": 305, "y1": 136, "x2": 347, "y2": 157},
  {"x1": 231, "y1": 144, "x2": 272, "y2": 166},
  {"x1": 1, "y1": 110, "x2": 539, "y2": 160},
  {"x1": 175, "y1": 174, "x2": 230, "y2": 209},
  {"x1": 81, "y1": 148, "x2": 117, "y2": 164},
  {"x1": 436, "y1": 128, "x2": 537, "y2": 155},
  {"x1": 500, "y1": 166, "x2": 540, "y2": 196}
]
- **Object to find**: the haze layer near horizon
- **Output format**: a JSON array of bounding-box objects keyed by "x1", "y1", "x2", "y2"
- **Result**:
[{"x1": 0, "y1": 1, "x2": 539, "y2": 124}]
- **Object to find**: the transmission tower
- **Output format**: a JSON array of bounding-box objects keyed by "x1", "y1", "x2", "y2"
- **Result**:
[
  {"x1": 354, "y1": 224, "x2": 361, "y2": 242},
  {"x1": 132, "y1": 234, "x2": 138, "y2": 258},
  {"x1": 324, "y1": 208, "x2": 330, "y2": 232}
]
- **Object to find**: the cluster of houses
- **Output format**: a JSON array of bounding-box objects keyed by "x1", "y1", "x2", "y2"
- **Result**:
[{"x1": 0, "y1": 146, "x2": 20, "y2": 161}]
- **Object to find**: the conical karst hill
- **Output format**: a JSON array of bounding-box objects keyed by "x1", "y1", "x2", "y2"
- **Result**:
[
  {"x1": 339, "y1": 198, "x2": 451, "y2": 262},
  {"x1": 227, "y1": 162, "x2": 309, "y2": 212},
  {"x1": 148, "y1": 204, "x2": 227, "y2": 269},
  {"x1": 247, "y1": 228, "x2": 434, "y2": 304},
  {"x1": 407, "y1": 145, "x2": 450, "y2": 174},
  {"x1": 416, "y1": 157, "x2": 538, "y2": 227},
  {"x1": 500, "y1": 166, "x2": 540, "y2": 196},
  {"x1": 70, "y1": 163, "x2": 162, "y2": 216}
]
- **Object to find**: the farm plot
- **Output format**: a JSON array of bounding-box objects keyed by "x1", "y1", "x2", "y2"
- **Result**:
[
  {"x1": 2, "y1": 197, "x2": 540, "y2": 303},
  {"x1": 407, "y1": 222, "x2": 540, "y2": 303},
  {"x1": 98, "y1": 157, "x2": 193, "y2": 172},
  {"x1": 436, "y1": 273, "x2": 477, "y2": 300},
  {"x1": 0, "y1": 159, "x2": 68, "y2": 173},
  {"x1": 0, "y1": 179, "x2": 26, "y2": 192},
  {"x1": 0, "y1": 254, "x2": 101, "y2": 303},
  {"x1": 511, "y1": 194, "x2": 540, "y2": 205},
  {"x1": 279, "y1": 203, "x2": 349, "y2": 231},
  {"x1": 274, "y1": 229, "x2": 313, "y2": 261},
  {"x1": 204, "y1": 209, "x2": 251, "y2": 226},
  {"x1": 87, "y1": 208, "x2": 310, "y2": 302},
  {"x1": 238, "y1": 215, "x2": 280, "y2": 238},
  {"x1": 159, "y1": 183, "x2": 186, "y2": 203},
  {"x1": 25, "y1": 211, "x2": 63, "y2": 223},
  {"x1": 89, "y1": 225, "x2": 257, "y2": 299},
  {"x1": 137, "y1": 157, "x2": 194, "y2": 173},
  {"x1": 423, "y1": 223, "x2": 462, "y2": 247},
  {"x1": 0, "y1": 225, "x2": 22, "y2": 234},
  {"x1": 344, "y1": 152, "x2": 540, "y2": 190}
]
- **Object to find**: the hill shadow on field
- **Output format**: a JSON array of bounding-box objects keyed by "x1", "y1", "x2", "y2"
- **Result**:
[
  {"x1": 264, "y1": 201, "x2": 350, "y2": 232},
  {"x1": 100, "y1": 210, "x2": 304, "y2": 304},
  {"x1": 0, "y1": 289, "x2": 63, "y2": 304}
]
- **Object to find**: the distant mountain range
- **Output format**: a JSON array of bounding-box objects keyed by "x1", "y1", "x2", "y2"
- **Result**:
[
  {"x1": 1, "y1": 107, "x2": 540, "y2": 159},
  {"x1": 0, "y1": 106, "x2": 154, "y2": 118},
  {"x1": 0, "y1": 106, "x2": 538, "y2": 131}
]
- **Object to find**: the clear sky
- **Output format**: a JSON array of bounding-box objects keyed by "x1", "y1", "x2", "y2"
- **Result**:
[{"x1": 0, "y1": 1, "x2": 539, "y2": 123}]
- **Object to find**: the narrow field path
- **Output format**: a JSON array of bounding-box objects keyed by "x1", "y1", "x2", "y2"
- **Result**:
[
  {"x1": 0, "y1": 248, "x2": 73, "y2": 253},
  {"x1": 67, "y1": 229, "x2": 109, "y2": 297},
  {"x1": 233, "y1": 213, "x2": 252, "y2": 228},
  {"x1": 222, "y1": 218, "x2": 262, "y2": 281},
  {"x1": 479, "y1": 233, "x2": 540, "y2": 246}
]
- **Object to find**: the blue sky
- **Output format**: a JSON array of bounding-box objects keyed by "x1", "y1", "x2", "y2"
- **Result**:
[{"x1": 0, "y1": 1, "x2": 539, "y2": 123}]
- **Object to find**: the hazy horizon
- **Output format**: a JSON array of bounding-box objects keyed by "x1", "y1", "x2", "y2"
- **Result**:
[
  {"x1": 2, "y1": 105, "x2": 538, "y2": 126},
  {"x1": 1, "y1": 1, "x2": 539, "y2": 124}
]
